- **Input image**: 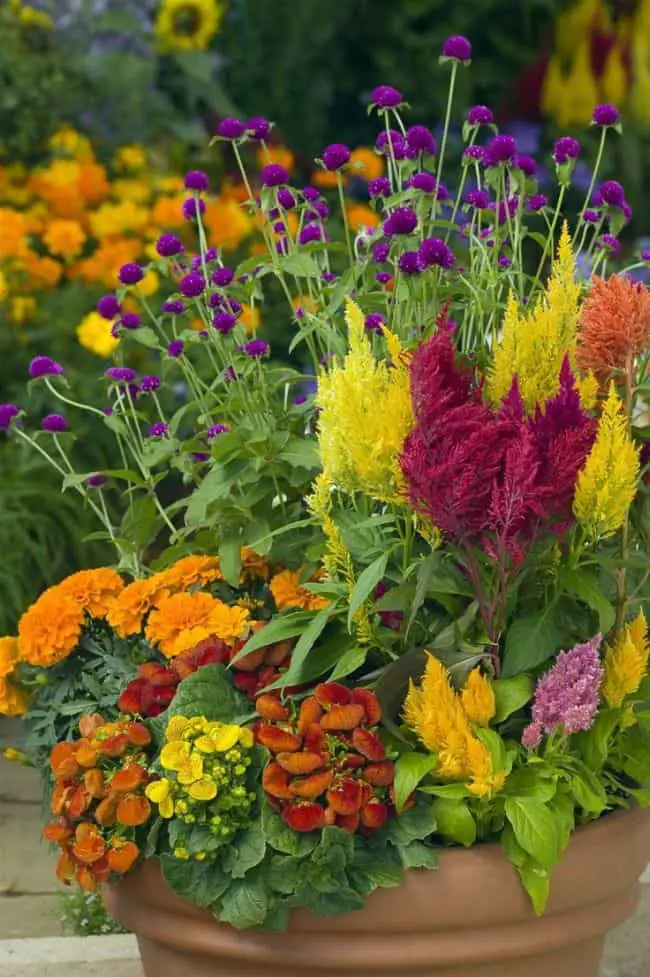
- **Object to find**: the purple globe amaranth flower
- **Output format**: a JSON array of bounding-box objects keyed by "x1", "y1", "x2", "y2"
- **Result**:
[
  {"x1": 410, "y1": 172, "x2": 437, "y2": 193},
  {"x1": 433, "y1": 181, "x2": 449, "y2": 202},
  {"x1": 582, "y1": 209, "x2": 601, "y2": 223},
  {"x1": 217, "y1": 117, "x2": 246, "y2": 139},
  {"x1": 29, "y1": 356, "x2": 64, "y2": 379},
  {"x1": 207, "y1": 423, "x2": 230, "y2": 439},
  {"x1": 182, "y1": 197, "x2": 206, "y2": 221},
  {"x1": 303, "y1": 186, "x2": 320, "y2": 202},
  {"x1": 419, "y1": 236, "x2": 455, "y2": 269},
  {"x1": 462, "y1": 145, "x2": 487, "y2": 165},
  {"x1": 442, "y1": 35, "x2": 472, "y2": 62},
  {"x1": 521, "y1": 635, "x2": 603, "y2": 749},
  {"x1": 118, "y1": 262, "x2": 144, "y2": 285},
  {"x1": 596, "y1": 233, "x2": 621, "y2": 256},
  {"x1": 598, "y1": 179, "x2": 626, "y2": 208},
  {"x1": 86, "y1": 474, "x2": 107, "y2": 488},
  {"x1": 261, "y1": 164, "x2": 288, "y2": 187},
  {"x1": 375, "y1": 129, "x2": 404, "y2": 155},
  {"x1": 213, "y1": 311, "x2": 237, "y2": 334},
  {"x1": 406, "y1": 125, "x2": 437, "y2": 155},
  {"x1": 498, "y1": 254, "x2": 512, "y2": 268},
  {"x1": 514, "y1": 154, "x2": 537, "y2": 176},
  {"x1": 376, "y1": 271, "x2": 392, "y2": 284},
  {"x1": 148, "y1": 422, "x2": 169, "y2": 439},
  {"x1": 527, "y1": 193, "x2": 548, "y2": 212},
  {"x1": 105, "y1": 367, "x2": 136, "y2": 384},
  {"x1": 119, "y1": 313, "x2": 141, "y2": 330},
  {"x1": 139, "y1": 375, "x2": 161, "y2": 393},
  {"x1": 365, "y1": 313, "x2": 385, "y2": 334},
  {"x1": 372, "y1": 241, "x2": 390, "y2": 263},
  {"x1": 467, "y1": 105, "x2": 493, "y2": 126},
  {"x1": 485, "y1": 135, "x2": 517, "y2": 166},
  {"x1": 622, "y1": 201, "x2": 633, "y2": 221},
  {"x1": 0, "y1": 404, "x2": 19, "y2": 430},
  {"x1": 370, "y1": 85, "x2": 403, "y2": 108},
  {"x1": 368, "y1": 176, "x2": 392, "y2": 198},
  {"x1": 642, "y1": 249, "x2": 650, "y2": 262},
  {"x1": 465, "y1": 189, "x2": 490, "y2": 209},
  {"x1": 493, "y1": 195, "x2": 519, "y2": 225},
  {"x1": 277, "y1": 187, "x2": 295, "y2": 209},
  {"x1": 179, "y1": 272, "x2": 206, "y2": 298},
  {"x1": 41, "y1": 413, "x2": 68, "y2": 433},
  {"x1": 244, "y1": 339, "x2": 269, "y2": 358},
  {"x1": 293, "y1": 394, "x2": 308, "y2": 406},
  {"x1": 592, "y1": 103, "x2": 620, "y2": 126},
  {"x1": 322, "y1": 271, "x2": 336, "y2": 283},
  {"x1": 162, "y1": 299, "x2": 185, "y2": 315},
  {"x1": 184, "y1": 170, "x2": 209, "y2": 192},
  {"x1": 299, "y1": 222, "x2": 325, "y2": 245},
  {"x1": 156, "y1": 233, "x2": 184, "y2": 257},
  {"x1": 212, "y1": 266, "x2": 234, "y2": 287},
  {"x1": 553, "y1": 136, "x2": 581, "y2": 164},
  {"x1": 399, "y1": 251, "x2": 422, "y2": 275},
  {"x1": 204, "y1": 248, "x2": 218, "y2": 262},
  {"x1": 167, "y1": 340, "x2": 184, "y2": 358},
  {"x1": 322, "y1": 143, "x2": 351, "y2": 171},
  {"x1": 246, "y1": 116, "x2": 271, "y2": 140},
  {"x1": 97, "y1": 295, "x2": 121, "y2": 319},
  {"x1": 384, "y1": 206, "x2": 418, "y2": 236},
  {"x1": 312, "y1": 200, "x2": 329, "y2": 220}
]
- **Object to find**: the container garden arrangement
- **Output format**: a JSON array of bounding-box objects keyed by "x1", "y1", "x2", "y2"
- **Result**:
[{"x1": 2, "y1": 33, "x2": 650, "y2": 977}]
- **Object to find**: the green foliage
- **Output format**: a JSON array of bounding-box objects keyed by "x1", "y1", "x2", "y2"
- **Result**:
[{"x1": 59, "y1": 889, "x2": 126, "y2": 937}]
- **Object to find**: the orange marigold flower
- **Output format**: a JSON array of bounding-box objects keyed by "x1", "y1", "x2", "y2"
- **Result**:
[
  {"x1": 107, "y1": 577, "x2": 166, "y2": 638},
  {"x1": 157, "y1": 555, "x2": 222, "y2": 592},
  {"x1": 577, "y1": 276, "x2": 650, "y2": 382},
  {"x1": 269, "y1": 569, "x2": 329, "y2": 612},
  {"x1": 58, "y1": 568, "x2": 124, "y2": 618},
  {"x1": 0, "y1": 678, "x2": 28, "y2": 717},
  {"x1": 73, "y1": 823, "x2": 106, "y2": 864},
  {"x1": 240, "y1": 547, "x2": 270, "y2": 581},
  {"x1": 42, "y1": 219, "x2": 86, "y2": 260},
  {"x1": 18, "y1": 588, "x2": 84, "y2": 667},
  {"x1": 107, "y1": 838, "x2": 139, "y2": 874},
  {"x1": 0, "y1": 636, "x2": 19, "y2": 679},
  {"x1": 145, "y1": 592, "x2": 250, "y2": 657}
]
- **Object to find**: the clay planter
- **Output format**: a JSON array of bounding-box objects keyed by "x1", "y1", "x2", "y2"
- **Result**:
[{"x1": 105, "y1": 807, "x2": 650, "y2": 977}]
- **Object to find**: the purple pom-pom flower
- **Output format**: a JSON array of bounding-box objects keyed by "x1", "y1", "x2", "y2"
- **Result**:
[
  {"x1": 0, "y1": 404, "x2": 19, "y2": 430},
  {"x1": 592, "y1": 103, "x2": 620, "y2": 126},
  {"x1": 97, "y1": 295, "x2": 121, "y2": 319},
  {"x1": 441, "y1": 35, "x2": 472, "y2": 62},
  {"x1": 321, "y1": 143, "x2": 351, "y2": 171},
  {"x1": 41, "y1": 413, "x2": 68, "y2": 433},
  {"x1": 184, "y1": 170, "x2": 209, "y2": 192},
  {"x1": 217, "y1": 117, "x2": 246, "y2": 139},
  {"x1": 370, "y1": 85, "x2": 403, "y2": 108},
  {"x1": 29, "y1": 356, "x2": 64, "y2": 379}
]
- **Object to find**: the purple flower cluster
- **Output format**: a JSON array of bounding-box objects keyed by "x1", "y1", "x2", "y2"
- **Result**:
[
  {"x1": 521, "y1": 635, "x2": 603, "y2": 749},
  {"x1": 485, "y1": 135, "x2": 517, "y2": 166},
  {"x1": 467, "y1": 105, "x2": 493, "y2": 126},
  {"x1": 370, "y1": 85, "x2": 403, "y2": 109},
  {"x1": 553, "y1": 136, "x2": 581, "y2": 164},
  {"x1": 419, "y1": 237, "x2": 454, "y2": 269},
  {"x1": 105, "y1": 367, "x2": 136, "y2": 384},
  {"x1": 321, "y1": 143, "x2": 350, "y2": 171},
  {"x1": 41, "y1": 414, "x2": 68, "y2": 433},
  {"x1": 384, "y1": 206, "x2": 418, "y2": 236},
  {"x1": 0, "y1": 404, "x2": 19, "y2": 430},
  {"x1": 118, "y1": 263, "x2": 144, "y2": 285},
  {"x1": 29, "y1": 356, "x2": 63, "y2": 379},
  {"x1": 260, "y1": 164, "x2": 288, "y2": 188}
]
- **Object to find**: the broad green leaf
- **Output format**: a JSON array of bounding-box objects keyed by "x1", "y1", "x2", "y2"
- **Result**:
[
  {"x1": 503, "y1": 827, "x2": 551, "y2": 917},
  {"x1": 385, "y1": 799, "x2": 437, "y2": 845},
  {"x1": 501, "y1": 610, "x2": 562, "y2": 677},
  {"x1": 230, "y1": 612, "x2": 314, "y2": 664},
  {"x1": 278, "y1": 438, "x2": 320, "y2": 470},
  {"x1": 433, "y1": 797, "x2": 477, "y2": 847},
  {"x1": 393, "y1": 752, "x2": 438, "y2": 812},
  {"x1": 575, "y1": 709, "x2": 618, "y2": 771},
  {"x1": 160, "y1": 855, "x2": 228, "y2": 908},
  {"x1": 166, "y1": 665, "x2": 250, "y2": 724},
  {"x1": 504, "y1": 797, "x2": 562, "y2": 866},
  {"x1": 219, "y1": 536, "x2": 242, "y2": 588},
  {"x1": 222, "y1": 825, "x2": 266, "y2": 879},
  {"x1": 329, "y1": 645, "x2": 367, "y2": 681},
  {"x1": 281, "y1": 253, "x2": 319, "y2": 277},
  {"x1": 217, "y1": 877, "x2": 269, "y2": 929},
  {"x1": 261, "y1": 632, "x2": 356, "y2": 692},
  {"x1": 557, "y1": 568, "x2": 615, "y2": 634},
  {"x1": 185, "y1": 464, "x2": 234, "y2": 527},
  {"x1": 348, "y1": 553, "x2": 389, "y2": 630},
  {"x1": 493, "y1": 675, "x2": 534, "y2": 723},
  {"x1": 127, "y1": 326, "x2": 159, "y2": 349},
  {"x1": 399, "y1": 841, "x2": 438, "y2": 870},
  {"x1": 570, "y1": 768, "x2": 607, "y2": 814},
  {"x1": 262, "y1": 807, "x2": 319, "y2": 857}
]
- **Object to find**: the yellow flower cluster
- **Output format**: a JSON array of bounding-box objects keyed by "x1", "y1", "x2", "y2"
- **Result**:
[
  {"x1": 0, "y1": 637, "x2": 28, "y2": 717},
  {"x1": 403, "y1": 655, "x2": 506, "y2": 798},
  {"x1": 488, "y1": 225, "x2": 597, "y2": 413},
  {"x1": 146, "y1": 715, "x2": 255, "y2": 857},
  {"x1": 540, "y1": 0, "x2": 650, "y2": 127},
  {"x1": 573, "y1": 385, "x2": 640, "y2": 539},
  {"x1": 602, "y1": 611, "x2": 650, "y2": 709},
  {"x1": 316, "y1": 298, "x2": 414, "y2": 503}
]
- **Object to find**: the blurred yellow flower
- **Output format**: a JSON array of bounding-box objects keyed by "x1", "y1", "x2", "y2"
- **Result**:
[
  {"x1": 203, "y1": 198, "x2": 252, "y2": 251},
  {"x1": 138, "y1": 269, "x2": 160, "y2": 298},
  {"x1": 90, "y1": 201, "x2": 149, "y2": 238},
  {"x1": 77, "y1": 311, "x2": 120, "y2": 358},
  {"x1": 114, "y1": 145, "x2": 148, "y2": 173},
  {"x1": 602, "y1": 611, "x2": 650, "y2": 708},
  {"x1": 240, "y1": 303, "x2": 260, "y2": 335},
  {"x1": 10, "y1": 296, "x2": 36, "y2": 325},
  {"x1": 42, "y1": 219, "x2": 86, "y2": 260},
  {"x1": 574, "y1": 384, "x2": 640, "y2": 539},
  {"x1": 155, "y1": 0, "x2": 224, "y2": 51},
  {"x1": 48, "y1": 127, "x2": 93, "y2": 162}
]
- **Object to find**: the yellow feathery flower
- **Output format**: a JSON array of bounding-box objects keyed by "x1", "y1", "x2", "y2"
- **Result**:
[
  {"x1": 540, "y1": 55, "x2": 565, "y2": 121},
  {"x1": 558, "y1": 40, "x2": 599, "y2": 128},
  {"x1": 488, "y1": 224, "x2": 590, "y2": 413},
  {"x1": 629, "y1": 34, "x2": 650, "y2": 126},
  {"x1": 460, "y1": 669, "x2": 495, "y2": 726},
  {"x1": 602, "y1": 42, "x2": 628, "y2": 106},
  {"x1": 573, "y1": 384, "x2": 640, "y2": 539},
  {"x1": 602, "y1": 611, "x2": 649, "y2": 708},
  {"x1": 465, "y1": 737, "x2": 508, "y2": 798},
  {"x1": 316, "y1": 297, "x2": 413, "y2": 503}
]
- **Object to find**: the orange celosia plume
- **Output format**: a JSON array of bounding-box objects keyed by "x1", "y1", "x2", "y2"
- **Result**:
[{"x1": 577, "y1": 276, "x2": 650, "y2": 382}]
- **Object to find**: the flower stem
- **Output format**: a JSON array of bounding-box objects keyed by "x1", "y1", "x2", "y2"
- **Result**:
[
  {"x1": 336, "y1": 171, "x2": 353, "y2": 266},
  {"x1": 436, "y1": 62, "x2": 459, "y2": 190}
]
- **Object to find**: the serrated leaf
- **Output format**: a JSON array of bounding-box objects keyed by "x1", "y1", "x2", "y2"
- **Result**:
[
  {"x1": 222, "y1": 825, "x2": 266, "y2": 878},
  {"x1": 399, "y1": 840, "x2": 438, "y2": 870},
  {"x1": 262, "y1": 807, "x2": 319, "y2": 856},
  {"x1": 217, "y1": 877, "x2": 269, "y2": 928},
  {"x1": 160, "y1": 855, "x2": 228, "y2": 908}
]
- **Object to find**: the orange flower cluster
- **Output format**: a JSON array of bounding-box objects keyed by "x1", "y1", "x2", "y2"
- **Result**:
[
  {"x1": 577, "y1": 276, "x2": 650, "y2": 383},
  {"x1": 44, "y1": 715, "x2": 152, "y2": 892},
  {"x1": 256, "y1": 683, "x2": 396, "y2": 834},
  {"x1": 269, "y1": 569, "x2": 329, "y2": 612},
  {"x1": 0, "y1": 637, "x2": 28, "y2": 716}
]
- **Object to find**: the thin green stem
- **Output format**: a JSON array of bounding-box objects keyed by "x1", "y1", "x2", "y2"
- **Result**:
[
  {"x1": 336, "y1": 171, "x2": 354, "y2": 266},
  {"x1": 436, "y1": 62, "x2": 459, "y2": 190},
  {"x1": 572, "y1": 127, "x2": 608, "y2": 248}
]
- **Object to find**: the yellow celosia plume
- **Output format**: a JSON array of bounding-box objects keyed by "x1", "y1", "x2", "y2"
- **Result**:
[
  {"x1": 602, "y1": 611, "x2": 650, "y2": 708},
  {"x1": 488, "y1": 224, "x2": 596, "y2": 413},
  {"x1": 573, "y1": 384, "x2": 640, "y2": 539},
  {"x1": 403, "y1": 655, "x2": 505, "y2": 798},
  {"x1": 315, "y1": 297, "x2": 413, "y2": 503}
]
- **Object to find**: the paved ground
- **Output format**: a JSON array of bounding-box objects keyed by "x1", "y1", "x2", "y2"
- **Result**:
[{"x1": 0, "y1": 718, "x2": 648, "y2": 973}]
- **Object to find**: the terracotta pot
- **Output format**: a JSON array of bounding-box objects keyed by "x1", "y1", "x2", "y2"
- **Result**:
[{"x1": 105, "y1": 807, "x2": 650, "y2": 977}]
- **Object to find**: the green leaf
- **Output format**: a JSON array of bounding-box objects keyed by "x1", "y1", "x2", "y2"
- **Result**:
[
  {"x1": 120, "y1": 495, "x2": 159, "y2": 551},
  {"x1": 502, "y1": 829, "x2": 551, "y2": 916},
  {"x1": 127, "y1": 326, "x2": 159, "y2": 349},
  {"x1": 575, "y1": 709, "x2": 618, "y2": 771},
  {"x1": 167, "y1": 665, "x2": 250, "y2": 724},
  {"x1": 274, "y1": 604, "x2": 334, "y2": 686},
  {"x1": 399, "y1": 841, "x2": 438, "y2": 870},
  {"x1": 393, "y1": 752, "x2": 437, "y2": 812},
  {"x1": 280, "y1": 253, "x2": 319, "y2": 277},
  {"x1": 501, "y1": 610, "x2": 562, "y2": 677},
  {"x1": 385, "y1": 799, "x2": 437, "y2": 846},
  {"x1": 504, "y1": 797, "x2": 561, "y2": 866},
  {"x1": 217, "y1": 877, "x2": 269, "y2": 929},
  {"x1": 278, "y1": 438, "x2": 319, "y2": 470},
  {"x1": 262, "y1": 807, "x2": 319, "y2": 857},
  {"x1": 222, "y1": 825, "x2": 266, "y2": 879},
  {"x1": 329, "y1": 645, "x2": 367, "y2": 681},
  {"x1": 231, "y1": 613, "x2": 314, "y2": 664},
  {"x1": 557, "y1": 568, "x2": 615, "y2": 634},
  {"x1": 219, "y1": 536, "x2": 242, "y2": 588},
  {"x1": 348, "y1": 553, "x2": 389, "y2": 630},
  {"x1": 570, "y1": 767, "x2": 607, "y2": 814},
  {"x1": 493, "y1": 675, "x2": 534, "y2": 722},
  {"x1": 304, "y1": 887, "x2": 366, "y2": 916},
  {"x1": 185, "y1": 464, "x2": 234, "y2": 527},
  {"x1": 432, "y1": 797, "x2": 477, "y2": 847},
  {"x1": 351, "y1": 843, "x2": 404, "y2": 890},
  {"x1": 160, "y1": 855, "x2": 228, "y2": 908}
]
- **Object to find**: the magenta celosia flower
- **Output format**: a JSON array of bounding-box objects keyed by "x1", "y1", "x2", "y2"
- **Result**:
[{"x1": 521, "y1": 635, "x2": 603, "y2": 749}]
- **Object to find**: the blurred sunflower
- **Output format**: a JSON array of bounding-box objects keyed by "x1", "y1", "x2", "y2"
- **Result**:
[{"x1": 155, "y1": 0, "x2": 224, "y2": 52}]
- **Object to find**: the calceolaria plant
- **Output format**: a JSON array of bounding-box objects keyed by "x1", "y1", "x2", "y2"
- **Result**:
[{"x1": 4, "y1": 33, "x2": 650, "y2": 925}]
